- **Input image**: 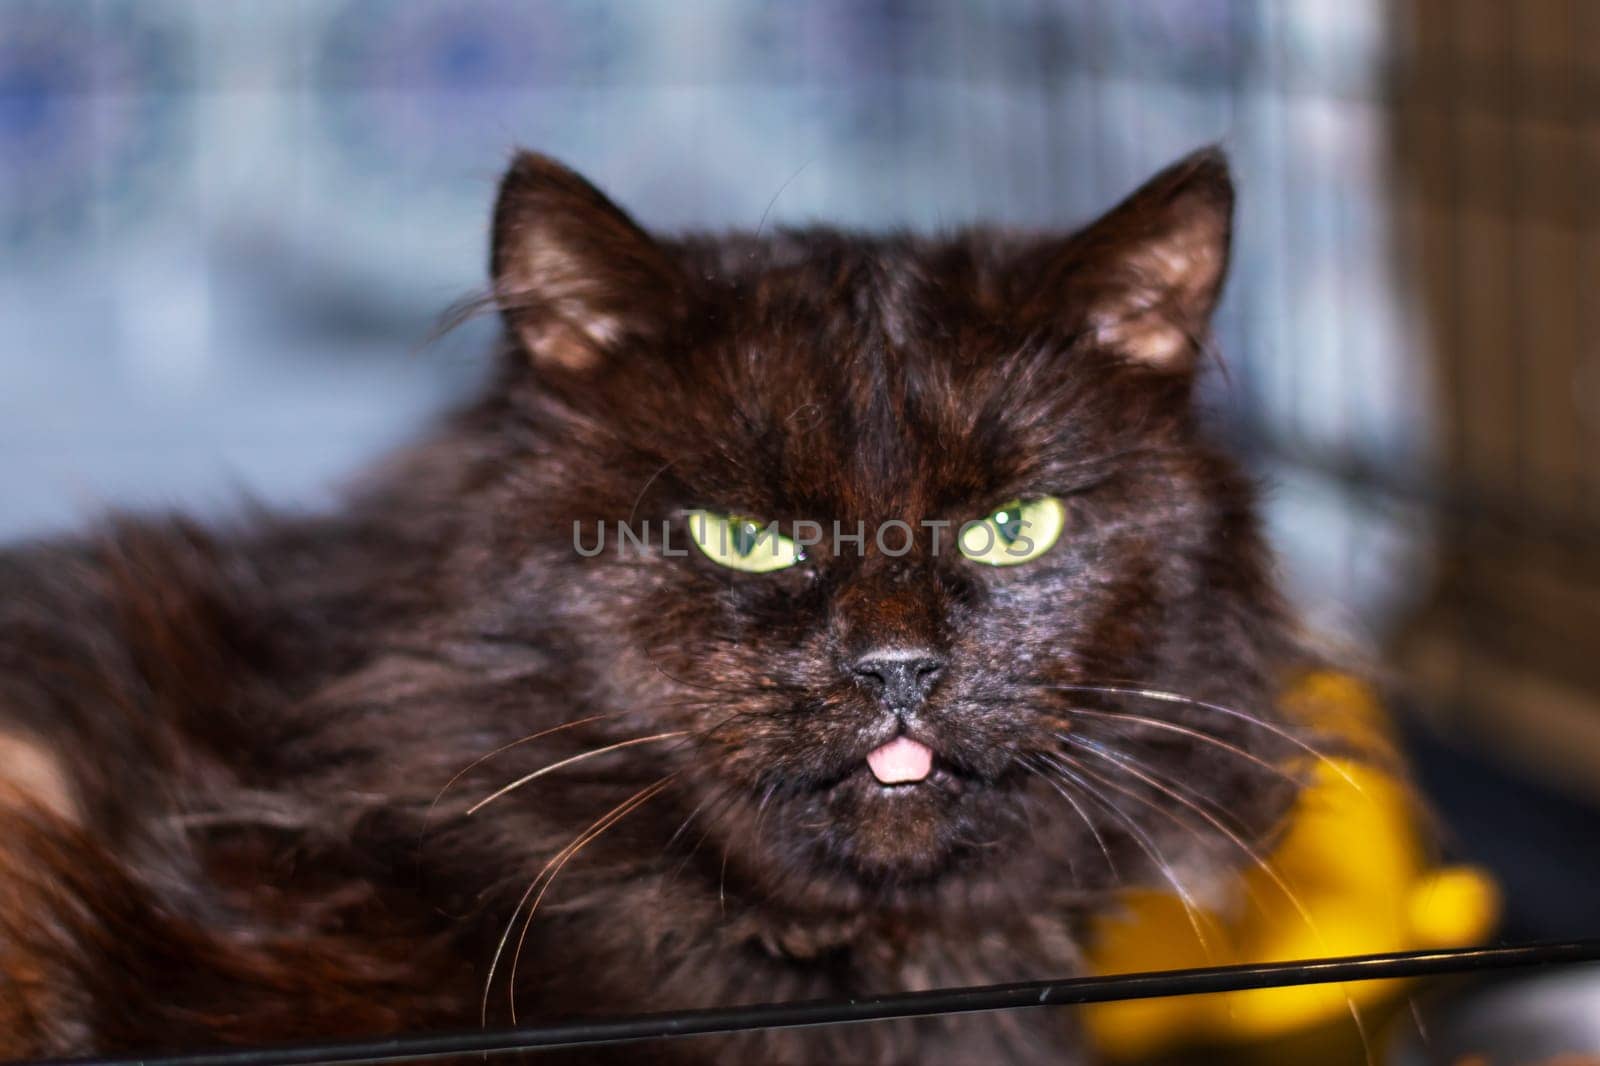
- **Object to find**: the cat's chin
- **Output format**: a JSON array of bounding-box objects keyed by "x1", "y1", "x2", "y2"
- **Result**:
[{"x1": 787, "y1": 764, "x2": 1016, "y2": 887}]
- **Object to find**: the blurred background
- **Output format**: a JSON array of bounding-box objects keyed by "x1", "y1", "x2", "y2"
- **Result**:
[{"x1": 2, "y1": 0, "x2": 1598, "y2": 1060}]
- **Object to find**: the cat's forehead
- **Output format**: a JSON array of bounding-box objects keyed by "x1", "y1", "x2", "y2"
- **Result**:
[
  {"x1": 632, "y1": 262, "x2": 1089, "y2": 518},
  {"x1": 555, "y1": 227, "x2": 1184, "y2": 519},
  {"x1": 685, "y1": 229, "x2": 996, "y2": 344}
]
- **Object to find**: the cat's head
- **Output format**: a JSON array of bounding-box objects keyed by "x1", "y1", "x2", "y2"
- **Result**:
[{"x1": 472, "y1": 150, "x2": 1297, "y2": 911}]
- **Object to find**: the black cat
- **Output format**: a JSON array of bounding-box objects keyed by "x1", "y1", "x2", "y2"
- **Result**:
[{"x1": 0, "y1": 147, "x2": 1299, "y2": 1064}]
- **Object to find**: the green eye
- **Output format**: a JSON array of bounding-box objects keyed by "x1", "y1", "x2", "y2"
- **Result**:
[
  {"x1": 958, "y1": 497, "x2": 1066, "y2": 567},
  {"x1": 686, "y1": 511, "x2": 806, "y2": 573}
]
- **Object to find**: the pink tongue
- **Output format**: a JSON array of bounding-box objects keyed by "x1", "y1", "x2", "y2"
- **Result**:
[{"x1": 866, "y1": 737, "x2": 934, "y2": 785}]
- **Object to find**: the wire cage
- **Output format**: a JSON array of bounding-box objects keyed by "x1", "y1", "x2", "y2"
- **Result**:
[{"x1": 3, "y1": 1, "x2": 1599, "y2": 1064}]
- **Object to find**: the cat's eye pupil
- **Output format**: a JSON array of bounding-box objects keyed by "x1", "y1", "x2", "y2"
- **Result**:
[
  {"x1": 730, "y1": 521, "x2": 760, "y2": 557},
  {"x1": 993, "y1": 507, "x2": 1023, "y2": 544}
]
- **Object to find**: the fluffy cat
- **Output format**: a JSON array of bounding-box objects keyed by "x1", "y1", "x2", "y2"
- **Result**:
[{"x1": 0, "y1": 148, "x2": 1300, "y2": 1064}]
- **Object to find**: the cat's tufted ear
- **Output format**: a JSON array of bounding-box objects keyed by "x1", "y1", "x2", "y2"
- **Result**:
[
  {"x1": 1025, "y1": 147, "x2": 1233, "y2": 372},
  {"x1": 490, "y1": 152, "x2": 684, "y2": 371}
]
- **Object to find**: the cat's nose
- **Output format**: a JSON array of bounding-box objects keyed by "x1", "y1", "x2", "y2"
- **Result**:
[{"x1": 852, "y1": 649, "x2": 946, "y2": 708}]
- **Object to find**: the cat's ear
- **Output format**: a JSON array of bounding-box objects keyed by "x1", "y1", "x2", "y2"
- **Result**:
[
  {"x1": 490, "y1": 152, "x2": 683, "y2": 371},
  {"x1": 1028, "y1": 147, "x2": 1233, "y2": 372}
]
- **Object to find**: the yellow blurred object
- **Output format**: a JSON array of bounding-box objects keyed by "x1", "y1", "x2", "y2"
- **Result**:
[{"x1": 1082, "y1": 672, "x2": 1500, "y2": 1060}]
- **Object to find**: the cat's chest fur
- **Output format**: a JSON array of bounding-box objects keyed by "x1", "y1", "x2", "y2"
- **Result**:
[{"x1": 512, "y1": 870, "x2": 1089, "y2": 1065}]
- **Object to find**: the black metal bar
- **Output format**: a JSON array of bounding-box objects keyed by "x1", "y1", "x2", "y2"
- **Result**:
[{"x1": 30, "y1": 941, "x2": 1600, "y2": 1066}]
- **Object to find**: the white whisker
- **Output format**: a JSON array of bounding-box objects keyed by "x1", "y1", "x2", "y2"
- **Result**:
[
  {"x1": 1022, "y1": 757, "x2": 1114, "y2": 884},
  {"x1": 466, "y1": 731, "x2": 688, "y2": 815},
  {"x1": 1050, "y1": 708, "x2": 1302, "y2": 785},
  {"x1": 1065, "y1": 737, "x2": 1374, "y2": 1065},
  {"x1": 1044, "y1": 682, "x2": 1364, "y2": 794},
  {"x1": 481, "y1": 775, "x2": 676, "y2": 1026},
  {"x1": 508, "y1": 776, "x2": 676, "y2": 1022},
  {"x1": 1036, "y1": 753, "x2": 1215, "y2": 958},
  {"x1": 423, "y1": 713, "x2": 615, "y2": 831}
]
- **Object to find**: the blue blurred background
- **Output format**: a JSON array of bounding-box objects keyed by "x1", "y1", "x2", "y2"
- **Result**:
[
  {"x1": 0, "y1": 0, "x2": 1431, "y2": 643},
  {"x1": 4, "y1": 0, "x2": 1600, "y2": 994}
]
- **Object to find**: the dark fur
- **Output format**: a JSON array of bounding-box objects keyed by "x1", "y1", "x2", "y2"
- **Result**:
[{"x1": 0, "y1": 149, "x2": 1299, "y2": 1064}]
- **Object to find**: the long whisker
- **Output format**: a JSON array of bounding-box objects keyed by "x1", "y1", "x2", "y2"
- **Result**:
[
  {"x1": 718, "y1": 842, "x2": 733, "y2": 914},
  {"x1": 422, "y1": 714, "x2": 616, "y2": 834},
  {"x1": 714, "y1": 780, "x2": 781, "y2": 916},
  {"x1": 481, "y1": 775, "x2": 676, "y2": 1025},
  {"x1": 663, "y1": 791, "x2": 720, "y2": 855},
  {"x1": 1034, "y1": 753, "x2": 1215, "y2": 959},
  {"x1": 731, "y1": 782, "x2": 781, "y2": 913},
  {"x1": 646, "y1": 711, "x2": 763, "y2": 898},
  {"x1": 657, "y1": 787, "x2": 742, "y2": 901},
  {"x1": 508, "y1": 775, "x2": 678, "y2": 1023},
  {"x1": 1068, "y1": 738, "x2": 1281, "y2": 875},
  {"x1": 1047, "y1": 708, "x2": 1303, "y2": 786},
  {"x1": 466, "y1": 732, "x2": 688, "y2": 815},
  {"x1": 1014, "y1": 763, "x2": 1083, "y2": 887},
  {"x1": 1021, "y1": 757, "x2": 1113, "y2": 885},
  {"x1": 1064, "y1": 738, "x2": 1374, "y2": 1064},
  {"x1": 1052, "y1": 748, "x2": 1275, "y2": 923},
  {"x1": 1042, "y1": 682, "x2": 1364, "y2": 793}
]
